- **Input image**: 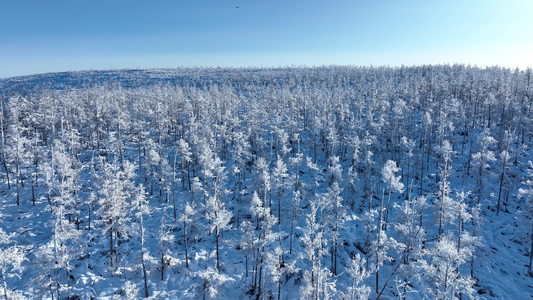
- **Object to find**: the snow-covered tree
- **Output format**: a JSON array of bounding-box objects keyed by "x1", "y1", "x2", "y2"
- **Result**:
[
  {"x1": 393, "y1": 194, "x2": 426, "y2": 298},
  {"x1": 434, "y1": 140, "x2": 456, "y2": 240},
  {"x1": 342, "y1": 253, "x2": 371, "y2": 300},
  {"x1": 240, "y1": 220, "x2": 256, "y2": 279},
  {"x1": 180, "y1": 201, "x2": 196, "y2": 270},
  {"x1": 5, "y1": 97, "x2": 32, "y2": 206},
  {"x1": 249, "y1": 191, "x2": 278, "y2": 296},
  {"x1": 254, "y1": 157, "x2": 271, "y2": 208},
  {"x1": 113, "y1": 280, "x2": 140, "y2": 300},
  {"x1": 289, "y1": 190, "x2": 302, "y2": 254},
  {"x1": 177, "y1": 138, "x2": 192, "y2": 190},
  {"x1": 203, "y1": 155, "x2": 232, "y2": 273},
  {"x1": 272, "y1": 157, "x2": 288, "y2": 224},
  {"x1": 381, "y1": 160, "x2": 404, "y2": 227},
  {"x1": 198, "y1": 267, "x2": 234, "y2": 299},
  {"x1": 96, "y1": 160, "x2": 136, "y2": 270},
  {"x1": 300, "y1": 201, "x2": 336, "y2": 300},
  {"x1": 133, "y1": 185, "x2": 150, "y2": 297},
  {"x1": 496, "y1": 130, "x2": 514, "y2": 214},
  {"x1": 325, "y1": 156, "x2": 345, "y2": 275},
  {"x1": 0, "y1": 215, "x2": 27, "y2": 300},
  {"x1": 518, "y1": 162, "x2": 533, "y2": 276},
  {"x1": 158, "y1": 215, "x2": 175, "y2": 281},
  {"x1": 471, "y1": 128, "x2": 497, "y2": 204},
  {"x1": 422, "y1": 235, "x2": 477, "y2": 300}
]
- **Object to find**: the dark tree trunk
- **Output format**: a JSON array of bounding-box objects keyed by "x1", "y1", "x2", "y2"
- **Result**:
[{"x1": 184, "y1": 221, "x2": 189, "y2": 269}]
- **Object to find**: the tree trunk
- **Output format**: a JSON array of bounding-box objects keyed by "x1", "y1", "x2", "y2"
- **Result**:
[
  {"x1": 16, "y1": 165, "x2": 20, "y2": 206},
  {"x1": 245, "y1": 255, "x2": 248, "y2": 277},
  {"x1": 2, "y1": 159, "x2": 9, "y2": 190},
  {"x1": 290, "y1": 219, "x2": 294, "y2": 254},
  {"x1": 109, "y1": 225, "x2": 113, "y2": 268},
  {"x1": 173, "y1": 149, "x2": 177, "y2": 220},
  {"x1": 529, "y1": 222, "x2": 533, "y2": 276},
  {"x1": 161, "y1": 253, "x2": 165, "y2": 280},
  {"x1": 49, "y1": 272, "x2": 54, "y2": 300},
  {"x1": 375, "y1": 268, "x2": 379, "y2": 294},
  {"x1": 31, "y1": 172, "x2": 36, "y2": 206},
  {"x1": 184, "y1": 221, "x2": 189, "y2": 269},
  {"x1": 142, "y1": 253, "x2": 149, "y2": 298},
  {"x1": 497, "y1": 155, "x2": 507, "y2": 215},
  {"x1": 88, "y1": 204, "x2": 91, "y2": 231},
  {"x1": 2, "y1": 270, "x2": 8, "y2": 300},
  {"x1": 56, "y1": 268, "x2": 61, "y2": 300},
  {"x1": 140, "y1": 206, "x2": 149, "y2": 298},
  {"x1": 278, "y1": 276, "x2": 281, "y2": 300},
  {"x1": 278, "y1": 194, "x2": 281, "y2": 226},
  {"x1": 187, "y1": 165, "x2": 191, "y2": 190},
  {"x1": 216, "y1": 226, "x2": 220, "y2": 273},
  {"x1": 258, "y1": 249, "x2": 263, "y2": 297}
]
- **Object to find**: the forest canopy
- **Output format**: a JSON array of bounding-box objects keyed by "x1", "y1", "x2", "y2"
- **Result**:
[{"x1": 0, "y1": 65, "x2": 532, "y2": 299}]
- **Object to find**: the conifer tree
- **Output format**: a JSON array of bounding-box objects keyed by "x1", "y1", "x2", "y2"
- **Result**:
[
  {"x1": 0, "y1": 214, "x2": 27, "y2": 300},
  {"x1": 96, "y1": 160, "x2": 136, "y2": 270},
  {"x1": 518, "y1": 162, "x2": 533, "y2": 276}
]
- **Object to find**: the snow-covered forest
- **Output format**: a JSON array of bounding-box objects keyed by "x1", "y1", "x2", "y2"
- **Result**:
[{"x1": 1, "y1": 65, "x2": 533, "y2": 299}]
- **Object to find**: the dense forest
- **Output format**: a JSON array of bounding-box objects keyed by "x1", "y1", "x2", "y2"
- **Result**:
[{"x1": 0, "y1": 65, "x2": 532, "y2": 299}]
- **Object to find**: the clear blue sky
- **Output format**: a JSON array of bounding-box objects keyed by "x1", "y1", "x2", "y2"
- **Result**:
[{"x1": 1, "y1": 0, "x2": 532, "y2": 78}]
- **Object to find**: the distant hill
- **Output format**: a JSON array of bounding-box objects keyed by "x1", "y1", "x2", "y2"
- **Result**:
[{"x1": 0, "y1": 67, "x2": 298, "y2": 95}]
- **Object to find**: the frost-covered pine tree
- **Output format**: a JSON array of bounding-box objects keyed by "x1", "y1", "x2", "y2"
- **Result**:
[
  {"x1": 232, "y1": 131, "x2": 252, "y2": 180},
  {"x1": 249, "y1": 190, "x2": 278, "y2": 296},
  {"x1": 49, "y1": 208, "x2": 81, "y2": 300},
  {"x1": 288, "y1": 133, "x2": 303, "y2": 192},
  {"x1": 306, "y1": 155, "x2": 319, "y2": 187},
  {"x1": 0, "y1": 214, "x2": 27, "y2": 300},
  {"x1": 144, "y1": 137, "x2": 169, "y2": 197},
  {"x1": 370, "y1": 225, "x2": 397, "y2": 295},
  {"x1": 96, "y1": 159, "x2": 136, "y2": 270},
  {"x1": 264, "y1": 246, "x2": 283, "y2": 300},
  {"x1": 325, "y1": 156, "x2": 345, "y2": 275},
  {"x1": 342, "y1": 253, "x2": 371, "y2": 300},
  {"x1": 374, "y1": 160, "x2": 402, "y2": 293},
  {"x1": 434, "y1": 140, "x2": 456, "y2": 240},
  {"x1": 393, "y1": 194, "x2": 426, "y2": 298},
  {"x1": 180, "y1": 201, "x2": 196, "y2": 270},
  {"x1": 346, "y1": 165, "x2": 359, "y2": 210},
  {"x1": 158, "y1": 214, "x2": 175, "y2": 281},
  {"x1": 113, "y1": 280, "x2": 140, "y2": 300},
  {"x1": 133, "y1": 185, "x2": 150, "y2": 297},
  {"x1": 496, "y1": 130, "x2": 514, "y2": 214},
  {"x1": 471, "y1": 128, "x2": 497, "y2": 204},
  {"x1": 518, "y1": 162, "x2": 533, "y2": 276},
  {"x1": 5, "y1": 97, "x2": 32, "y2": 206},
  {"x1": 177, "y1": 138, "x2": 193, "y2": 190},
  {"x1": 454, "y1": 191, "x2": 472, "y2": 252},
  {"x1": 198, "y1": 267, "x2": 234, "y2": 300},
  {"x1": 203, "y1": 155, "x2": 232, "y2": 273},
  {"x1": 189, "y1": 176, "x2": 204, "y2": 243},
  {"x1": 0, "y1": 98, "x2": 9, "y2": 191},
  {"x1": 254, "y1": 157, "x2": 271, "y2": 208},
  {"x1": 422, "y1": 235, "x2": 476, "y2": 300},
  {"x1": 300, "y1": 201, "x2": 336, "y2": 300},
  {"x1": 38, "y1": 139, "x2": 84, "y2": 299},
  {"x1": 289, "y1": 190, "x2": 302, "y2": 254},
  {"x1": 272, "y1": 157, "x2": 288, "y2": 224},
  {"x1": 50, "y1": 139, "x2": 82, "y2": 229},
  {"x1": 239, "y1": 220, "x2": 256, "y2": 279},
  {"x1": 381, "y1": 160, "x2": 403, "y2": 228}
]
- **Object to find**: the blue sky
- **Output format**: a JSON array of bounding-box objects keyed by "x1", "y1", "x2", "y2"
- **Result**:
[{"x1": 1, "y1": 0, "x2": 532, "y2": 78}]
